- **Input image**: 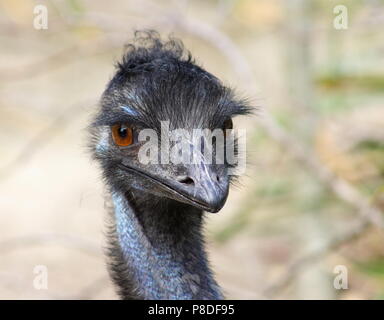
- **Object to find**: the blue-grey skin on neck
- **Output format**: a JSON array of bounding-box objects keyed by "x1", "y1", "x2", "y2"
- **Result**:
[{"x1": 110, "y1": 189, "x2": 223, "y2": 300}]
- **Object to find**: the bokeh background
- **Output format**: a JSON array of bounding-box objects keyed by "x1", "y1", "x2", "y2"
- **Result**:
[{"x1": 0, "y1": 0, "x2": 383, "y2": 299}]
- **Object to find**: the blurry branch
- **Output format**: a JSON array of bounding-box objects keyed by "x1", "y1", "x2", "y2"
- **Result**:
[
  {"x1": 0, "y1": 233, "x2": 111, "y2": 299},
  {"x1": 0, "y1": 100, "x2": 96, "y2": 181},
  {"x1": 0, "y1": 232, "x2": 100, "y2": 257},
  {"x1": 176, "y1": 18, "x2": 254, "y2": 85},
  {"x1": 47, "y1": 275, "x2": 111, "y2": 300},
  {"x1": 0, "y1": 10, "x2": 147, "y2": 84},
  {"x1": 0, "y1": 36, "x2": 123, "y2": 83},
  {"x1": 263, "y1": 219, "x2": 370, "y2": 297},
  {"x1": 0, "y1": 46, "x2": 77, "y2": 82},
  {"x1": 164, "y1": 12, "x2": 384, "y2": 228},
  {"x1": 69, "y1": 275, "x2": 110, "y2": 299},
  {"x1": 283, "y1": 0, "x2": 316, "y2": 129},
  {"x1": 261, "y1": 113, "x2": 384, "y2": 228}
]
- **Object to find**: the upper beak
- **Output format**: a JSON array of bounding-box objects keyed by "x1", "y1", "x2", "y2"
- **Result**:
[
  {"x1": 171, "y1": 163, "x2": 229, "y2": 213},
  {"x1": 119, "y1": 160, "x2": 229, "y2": 213}
]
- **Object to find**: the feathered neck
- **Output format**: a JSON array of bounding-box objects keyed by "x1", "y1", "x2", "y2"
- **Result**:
[{"x1": 107, "y1": 189, "x2": 223, "y2": 300}]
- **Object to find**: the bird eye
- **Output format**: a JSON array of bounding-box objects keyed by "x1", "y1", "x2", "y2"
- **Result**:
[{"x1": 111, "y1": 124, "x2": 134, "y2": 147}]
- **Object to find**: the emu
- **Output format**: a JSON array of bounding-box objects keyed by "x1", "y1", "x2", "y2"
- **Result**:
[{"x1": 89, "y1": 31, "x2": 250, "y2": 300}]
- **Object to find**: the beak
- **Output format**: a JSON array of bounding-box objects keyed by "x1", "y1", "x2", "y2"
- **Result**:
[
  {"x1": 172, "y1": 163, "x2": 230, "y2": 213},
  {"x1": 119, "y1": 160, "x2": 229, "y2": 213}
]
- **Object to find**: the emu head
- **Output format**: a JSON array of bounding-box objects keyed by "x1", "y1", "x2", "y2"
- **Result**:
[{"x1": 89, "y1": 32, "x2": 250, "y2": 213}]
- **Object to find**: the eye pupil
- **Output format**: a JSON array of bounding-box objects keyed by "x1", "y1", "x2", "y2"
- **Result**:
[{"x1": 118, "y1": 126, "x2": 127, "y2": 138}]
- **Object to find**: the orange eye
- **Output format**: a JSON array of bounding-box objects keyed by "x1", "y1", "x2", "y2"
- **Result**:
[{"x1": 111, "y1": 124, "x2": 133, "y2": 146}]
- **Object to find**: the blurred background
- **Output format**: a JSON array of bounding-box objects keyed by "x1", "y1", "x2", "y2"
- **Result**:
[{"x1": 0, "y1": 0, "x2": 383, "y2": 299}]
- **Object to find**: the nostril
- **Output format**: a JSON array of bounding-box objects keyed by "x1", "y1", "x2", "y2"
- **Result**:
[
  {"x1": 177, "y1": 176, "x2": 195, "y2": 185},
  {"x1": 216, "y1": 175, "x2": 220, "y2": 182}
]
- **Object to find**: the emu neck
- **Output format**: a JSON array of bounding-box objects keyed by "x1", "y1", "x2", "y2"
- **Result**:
[{"x1": 110, "y1": 189, "x2": 223, "y2": 300}]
